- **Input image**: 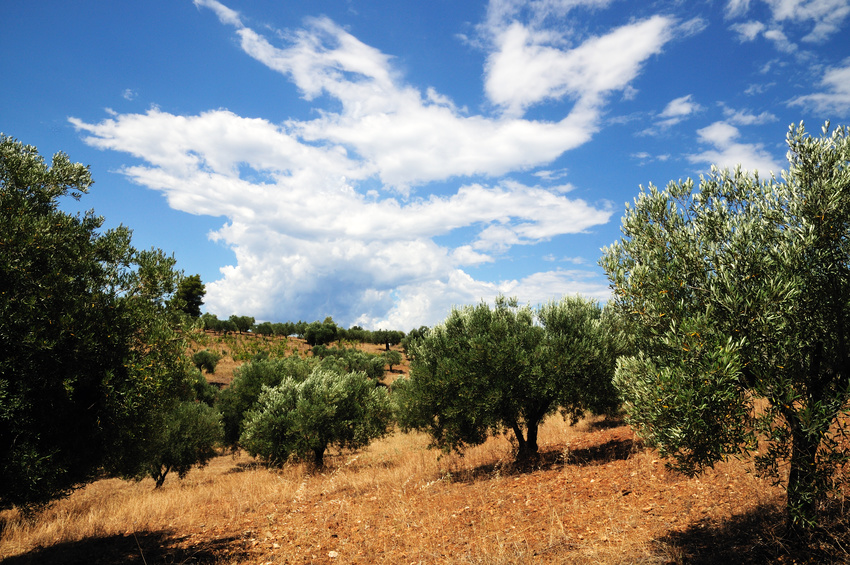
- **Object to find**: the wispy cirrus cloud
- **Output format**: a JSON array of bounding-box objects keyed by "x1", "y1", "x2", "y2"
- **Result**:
[
  {"x1": 727, "y1": 0, "x2": 850, "y2": 46},
  {"x1": 790, "y1": 59, "x2": 850, "y2": 116}
]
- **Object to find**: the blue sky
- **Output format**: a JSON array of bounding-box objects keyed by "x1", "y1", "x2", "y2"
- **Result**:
[{"x1": 3, "y1": 0, "x2": 850, "y2": 330}]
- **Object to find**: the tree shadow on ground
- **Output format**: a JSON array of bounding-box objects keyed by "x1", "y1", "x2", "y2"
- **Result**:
[
  {"x1": 585, "y1": 415, "x2": 627, "y2": 431},
  {"x1": 451, "y1": 436, "x2": 640, "y2": 483},
  {"x1": 655, "y1": 502, "x2": 850, "y2": 564},
  {"x1": 563, "y1": 436, "x2": 641, "y2": 467},
  {"x1": 1, "y1": 530, "x2": 248, "y2": 565}
]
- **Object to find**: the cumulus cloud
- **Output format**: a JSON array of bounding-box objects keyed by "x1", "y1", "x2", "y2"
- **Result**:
[
  {"x1": 790, "y1": 60, "x2": 850, "y2": 116},
  {"x1": 68, "y1": 0, "x2": 700, "y2": 328},
  {"x1": 482, "y1": 15, "x2": 677, "y2": 118},
  {"x1": 656, "y1": 94, "x2": 702, "y2": 128},
  {"x1": 687, "y1": 121, "x2": 781, "y2": 174}
]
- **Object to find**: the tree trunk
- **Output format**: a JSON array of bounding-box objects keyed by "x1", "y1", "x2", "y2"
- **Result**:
[
  {"x1": 313, "y1": 446, "x2": 325, "y2": 468},
  {"x1": 154, "y1": 465, "x2": 171, "y2": 489},
  {"x1": 510, "y1": 420, "x2": 541, "y2": 463},
  {"x1": 786, "y1": 417, "x2": 821, "y2": 531}
]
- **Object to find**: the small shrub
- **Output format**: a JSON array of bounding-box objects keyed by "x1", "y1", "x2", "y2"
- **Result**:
[
  {"x1": 191, "y1": 349, "x2": 221, "y2": 374},
  {"x1": 144, "y1": 401, "x2": 224, "y2": 488}
]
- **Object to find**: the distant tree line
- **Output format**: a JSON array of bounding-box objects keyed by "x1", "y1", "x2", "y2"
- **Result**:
[{"x1": 199, "y1": 312, "x2": 406, "y2": 349}]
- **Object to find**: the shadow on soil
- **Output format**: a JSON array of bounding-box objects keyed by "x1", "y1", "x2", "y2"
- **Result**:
[
  {"x1": 1, "y1": 530, "x2": 248, "y2": 565},
  {"x1": 655, "y1": 503, "x2": 850, "y2": 564},
  {"x1": 452, "y1": 434, "x2": 640, "y2": 482}
]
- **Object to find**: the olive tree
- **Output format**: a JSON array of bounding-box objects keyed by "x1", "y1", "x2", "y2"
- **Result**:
[
  {"x1": 216, "y1": 355, "x2": 315, "y2": 445},
  {"x1": 144, "y1": 400, "x2": 223, "y2": 488},
  {"x1": 192, "y1": 349, "x2": 221, "y2": 374},
  {"x1": 240, "y1": 368, "x2": 392, "y2": 467},
  {"x1": 304, "y1": 317, "x2": 338, "y2": 346},
  {"x1": 395, "y1": 296, "x2": 616, "y2": 461},
  {"x1": 600, "y1": 122, "x2": 850, "y2": 528},
  {"x1": 229, "y1": 315, "x2": 255, "y2": 334},
  {"x1": 0, "y1": 135, "x2": 191, "y2": 510}
]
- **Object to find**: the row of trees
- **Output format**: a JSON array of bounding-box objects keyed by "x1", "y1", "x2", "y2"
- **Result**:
[
  {"x1": 199, "y1": 312, "x2": 405, "y2": 349},
  {"x1": 201, "y1": 297, "x2": 616, "y2": 469}
]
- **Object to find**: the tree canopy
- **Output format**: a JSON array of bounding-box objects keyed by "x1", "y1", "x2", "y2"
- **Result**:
[
  {"x1": 600, "y1": 122, "x2": 850, "y2": 528},
  {"x1": 395, "y1": 296, "x2": 617, "y2": 461},
  {"x1": 175, "y1": 274, "x2": 205, "y2": 318},
  {"x1": 0, "y1": 135, "x2": 194, "y2": 510},
  {"x1": 241, "y1": 368, "x2": 392, "y2": 468}
]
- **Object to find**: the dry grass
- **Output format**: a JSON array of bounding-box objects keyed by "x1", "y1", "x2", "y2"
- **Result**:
[
  {"x1": 6, "y1": 414, "x2": 846, "y2": 564},
  {"x1": 4, "y1": 333, "x2": 848, "y2": 564}
]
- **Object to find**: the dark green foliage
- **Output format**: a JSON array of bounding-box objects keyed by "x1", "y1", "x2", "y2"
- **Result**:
[
  {"x1": 253, "y1": 321, "x2": 274, "y2": 336},
  {"x1": 395, "y1": 296, "x2": 615, "y2": 461},
  {"x1": 372, "y1": 329, "x2": 404, "y2": 351},
  {"x1": 189, "y1": 369, "x2": 219, "y2": 407},
  {"x1": 271, "y1": 322, "x2": 295, "y2": 337},
  {"x1": 0, "y1": 135, "x2": 191, "y2": 510},
  {"x1": 401, "y1": 326, "x2": 429, "y2": 358},
  {"x1": 174, "y1": 274, "x2": 205, "y2": 318},
  {"x1": 600, "y1": 122, "x2": 850, "y2": 528},
  {"x1": 240, "y1": 368, "x2": 392, "y2": 467},
  {"x1": 144, "y1": 400, "x2": 223, "y2": 488},
  {"x1": 192, "y1": 349, "x2": 221, "y2": 374},
  {"x1": 216, "y1": 356, "x2": 314, "y2": 445},
  {"x1": 201, "y1": 312, "x2": 220, "y2": 332},
  {"x1": 383, "y1": 350, "x2": 402, "y2": 372},
  {"x1": 538, "y1": 297, "x2": 621, "y2": 422},
  {"x1": 343, "y1": 325, "x2": 370, "y2": 343},
  {"x1": 304, "y1": 317, "x2": 338, "y2": 346},
  {"x1": 229, "y1": 315, "x2": 255, "y2": 334}
]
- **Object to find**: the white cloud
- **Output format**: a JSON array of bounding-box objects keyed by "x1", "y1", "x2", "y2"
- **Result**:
[
  {"x1": 725, "y1": 0, "x2": 753, "y2": 18},
  {"x1": 122, "y1": 89, "x2": 137, "y2": 101},
  {"x1": 790, "y1": 60, "x2": 850, "y2": 116},
  {"x1": 727, "y1": 0, "x2": 850, "y2": 44},
  {"x1": 67, "y1": 1, "x2": 693, "y2": 328},
  {"x1": 656, "y1": 94, "x2": 702, "y2": 127},
  {"x1": 483, "y1": 15, "x2": 677, "y2": 117},
  {"x1": 721, "y1": 105, "x2": 778, "y2": 125},
  {"x1": 193, "y1": 0, "x2": 243, "y2": 27},
  {"x1": 70, "y1": 107, "x2": 613, "y2": 327},
  {"x1": 687, "y1": 121, "x2": 782, "y2": 174},
  {"x1": 730, "y1": 20, "x2": 766, "y2": 40},
  {"x1": 763, "y1": 27, "x2": 797, "y2": 52},
  {"x1": 765, "y1": 0, "x2": 850, "y2": 42}
]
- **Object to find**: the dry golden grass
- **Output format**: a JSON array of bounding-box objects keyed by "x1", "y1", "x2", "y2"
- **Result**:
[
  {"x1": 4, "y1": 333, "x2": 847, "y2": 564},
  {"x1": 7, "y1": 413, "x2": 841, "y2": 565}
]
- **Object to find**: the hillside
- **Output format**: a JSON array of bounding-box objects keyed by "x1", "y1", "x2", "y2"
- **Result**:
[{"x1": 1, "y1": 332, "x2": 847, "y2": 564}]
